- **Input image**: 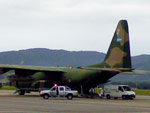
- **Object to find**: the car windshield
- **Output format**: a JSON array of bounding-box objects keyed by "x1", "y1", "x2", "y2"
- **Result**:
[
  {"x1": 51, "y1": 87, "x2": 56, "y2": 91},
  {"x1": 123, "y1": 86, "x2": 131, "y2": 91},
  {"x1": 65, "y1": 86, "x2": 71, "y2": 91}
]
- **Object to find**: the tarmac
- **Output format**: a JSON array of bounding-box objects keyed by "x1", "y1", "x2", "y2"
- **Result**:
[{"x1": 0, "y1": 90, "x2": 150, "y2": 113}]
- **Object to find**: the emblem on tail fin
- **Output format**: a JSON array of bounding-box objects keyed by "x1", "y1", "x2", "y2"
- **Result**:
[{"x1": 117, "y1": 38, "x2": 122, "y2": 42}]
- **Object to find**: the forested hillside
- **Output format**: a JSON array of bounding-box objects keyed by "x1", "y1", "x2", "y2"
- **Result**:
[
  {"x1": 0, "y1": 48, "x2": 150, "y2": 83},
  {"x1": 0, "y1": 48, "x2": 149, "y2": 70}
]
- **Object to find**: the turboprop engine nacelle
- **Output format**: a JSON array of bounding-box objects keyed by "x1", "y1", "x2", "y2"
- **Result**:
[{"x1": 32, "y1": 72, "x2": 46, "y2": 80}]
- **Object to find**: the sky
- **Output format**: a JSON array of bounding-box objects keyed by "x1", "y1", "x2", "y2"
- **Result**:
[{"x1": 0, "y1": 0, "x2": 150, "y2": 56}]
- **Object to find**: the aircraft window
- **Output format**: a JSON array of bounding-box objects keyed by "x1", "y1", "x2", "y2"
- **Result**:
[
  {"x1": 118, "y1": 86, "x2": 123, "y2": 92},
  {"x1": 60, "y1": 87, "x2": 64, "y2": 91}
]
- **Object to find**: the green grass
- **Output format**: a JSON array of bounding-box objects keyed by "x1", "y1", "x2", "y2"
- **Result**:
[
  {"x1": 134, "y1": 89, "x2": 150, "y2": 96},
  {"x1": 0, "y1": 86, "x2": 16, "y2": 90}
]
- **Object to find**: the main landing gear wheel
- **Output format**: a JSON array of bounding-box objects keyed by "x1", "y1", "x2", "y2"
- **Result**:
[{"x1": 19, "y1": 90, "x2": 25, "y2": 95}]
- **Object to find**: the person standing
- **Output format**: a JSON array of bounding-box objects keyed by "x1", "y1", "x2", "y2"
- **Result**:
[
  {"x1": 100, "y1": 88, "x2": 105, "y2": 99},
  {"x1": 89, "y1": 88, "x2": 94, "y2": 98},
  {"x1": 56, "y1": 87, "x2": 59, "y2": 96}
]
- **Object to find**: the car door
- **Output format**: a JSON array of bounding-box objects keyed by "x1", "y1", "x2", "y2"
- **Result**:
[
  {"x1": 50, "y1": 86, "x2": 57, "y2": 97},
  {"x1": 118, "y1": 86, "x2": 124, "y2": 97},
  {"x1": 59, "y1": 86, "x2": 65, "y2": 96}
]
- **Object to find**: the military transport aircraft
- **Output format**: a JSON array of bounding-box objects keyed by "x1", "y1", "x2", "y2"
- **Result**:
[{"x1": 0, "y1": 20, "x2": 133, "y2": 95}]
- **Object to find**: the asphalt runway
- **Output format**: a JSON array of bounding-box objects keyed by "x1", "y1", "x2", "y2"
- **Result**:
[{"x1": 0, "y1": 90, "x2": 150, "y2": 113}]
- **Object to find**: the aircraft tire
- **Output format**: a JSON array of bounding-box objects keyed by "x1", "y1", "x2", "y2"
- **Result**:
[{"x1": 19, "y1": 90, "x2": 25, "y2": 95}]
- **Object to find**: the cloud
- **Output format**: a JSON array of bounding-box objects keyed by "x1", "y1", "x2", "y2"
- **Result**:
[{"x1": 0, "y1": 0, "x2": 149, "y2": 55}]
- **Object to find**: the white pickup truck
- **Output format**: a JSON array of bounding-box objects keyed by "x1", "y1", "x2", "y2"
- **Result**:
[{"x1": 40, "y1": 86, "x2": 78, "y2": 100}]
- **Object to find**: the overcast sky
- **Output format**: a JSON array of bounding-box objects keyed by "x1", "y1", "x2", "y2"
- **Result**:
[{"x1": 0, "y1": 0, "x2": 150, "y2": 56}]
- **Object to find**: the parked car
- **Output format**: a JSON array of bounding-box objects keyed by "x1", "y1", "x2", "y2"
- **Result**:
[{"x1": 40, "y1": 86, "x2": 78, "y2": 100}]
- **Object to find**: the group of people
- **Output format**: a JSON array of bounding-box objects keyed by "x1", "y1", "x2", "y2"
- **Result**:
[{"x1": 89, "y1": 87, "x2": 105, "y2": 99}]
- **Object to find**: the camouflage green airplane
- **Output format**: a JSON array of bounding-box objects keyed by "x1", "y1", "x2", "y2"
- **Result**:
[{"x1": 0, "y1": 20, "x2": 133, "y2": 95}]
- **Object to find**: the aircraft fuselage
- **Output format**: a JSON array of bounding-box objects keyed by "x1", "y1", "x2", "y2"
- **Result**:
[{"x1": 8, "y1": 68, "x2": 119, "y2": 94}]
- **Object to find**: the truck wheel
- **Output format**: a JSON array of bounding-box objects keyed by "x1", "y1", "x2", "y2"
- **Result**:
[
  {"x1": 106, "y1": 95, "x2": 111, "y2": 99},
  {"x1": 129, "y1": 97, "x2": 133, "y2": 100},
  {"x1": 43, "y1": 94, "x2": 49, "y2": 99},
  {"x1": 67, "y1": 94, "x2": 73, "y2": 100},
  {"x1": 19, "y1": 90, "x2": 25, "y2": 95},
  {"x1": 122, "y1": 95, "x2": 126, "y2": 100}
]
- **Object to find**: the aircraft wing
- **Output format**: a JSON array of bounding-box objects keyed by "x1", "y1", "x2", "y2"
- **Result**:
[
  {"x1": 0, "y1": 64, "x2": 66, "y2": 74},
  {"x1": 78, "y1": 67, "x2": 133, "y2": 73},
  {"x1": 0, "y1": 64, "x2": 133, "y2": 75}
]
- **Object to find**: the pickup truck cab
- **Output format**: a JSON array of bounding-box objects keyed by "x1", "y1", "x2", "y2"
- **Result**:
[{"x1": 40, "y1": 86, "x2": 78, "y2": 100}]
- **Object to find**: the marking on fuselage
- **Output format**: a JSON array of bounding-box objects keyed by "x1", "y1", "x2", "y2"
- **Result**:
[{"x1": 117, "y1": 38, "x2": 122, "y2": 42}]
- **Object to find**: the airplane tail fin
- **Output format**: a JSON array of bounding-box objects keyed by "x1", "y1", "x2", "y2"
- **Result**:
[{"x1": 89, "y1": 20, "x2": 132, "y2": 69}]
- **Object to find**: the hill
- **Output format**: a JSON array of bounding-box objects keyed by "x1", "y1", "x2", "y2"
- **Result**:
[
  {"x1": 0, "y1": 48, "x2": 149, "y2": 70},
  {"x1": 0, "y1": 48, "x2": 105, "y2": 67},
  {"x1": 0, "y1": 48, "x2": 150, "y2": 82},
  {"x1": 132, "y1": 54, "x2": 150, "y2": 70}
]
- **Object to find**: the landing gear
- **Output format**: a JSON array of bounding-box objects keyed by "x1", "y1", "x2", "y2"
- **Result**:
[{"x1": 19, "y1": 90, "x2": 25, "y2": 95}]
